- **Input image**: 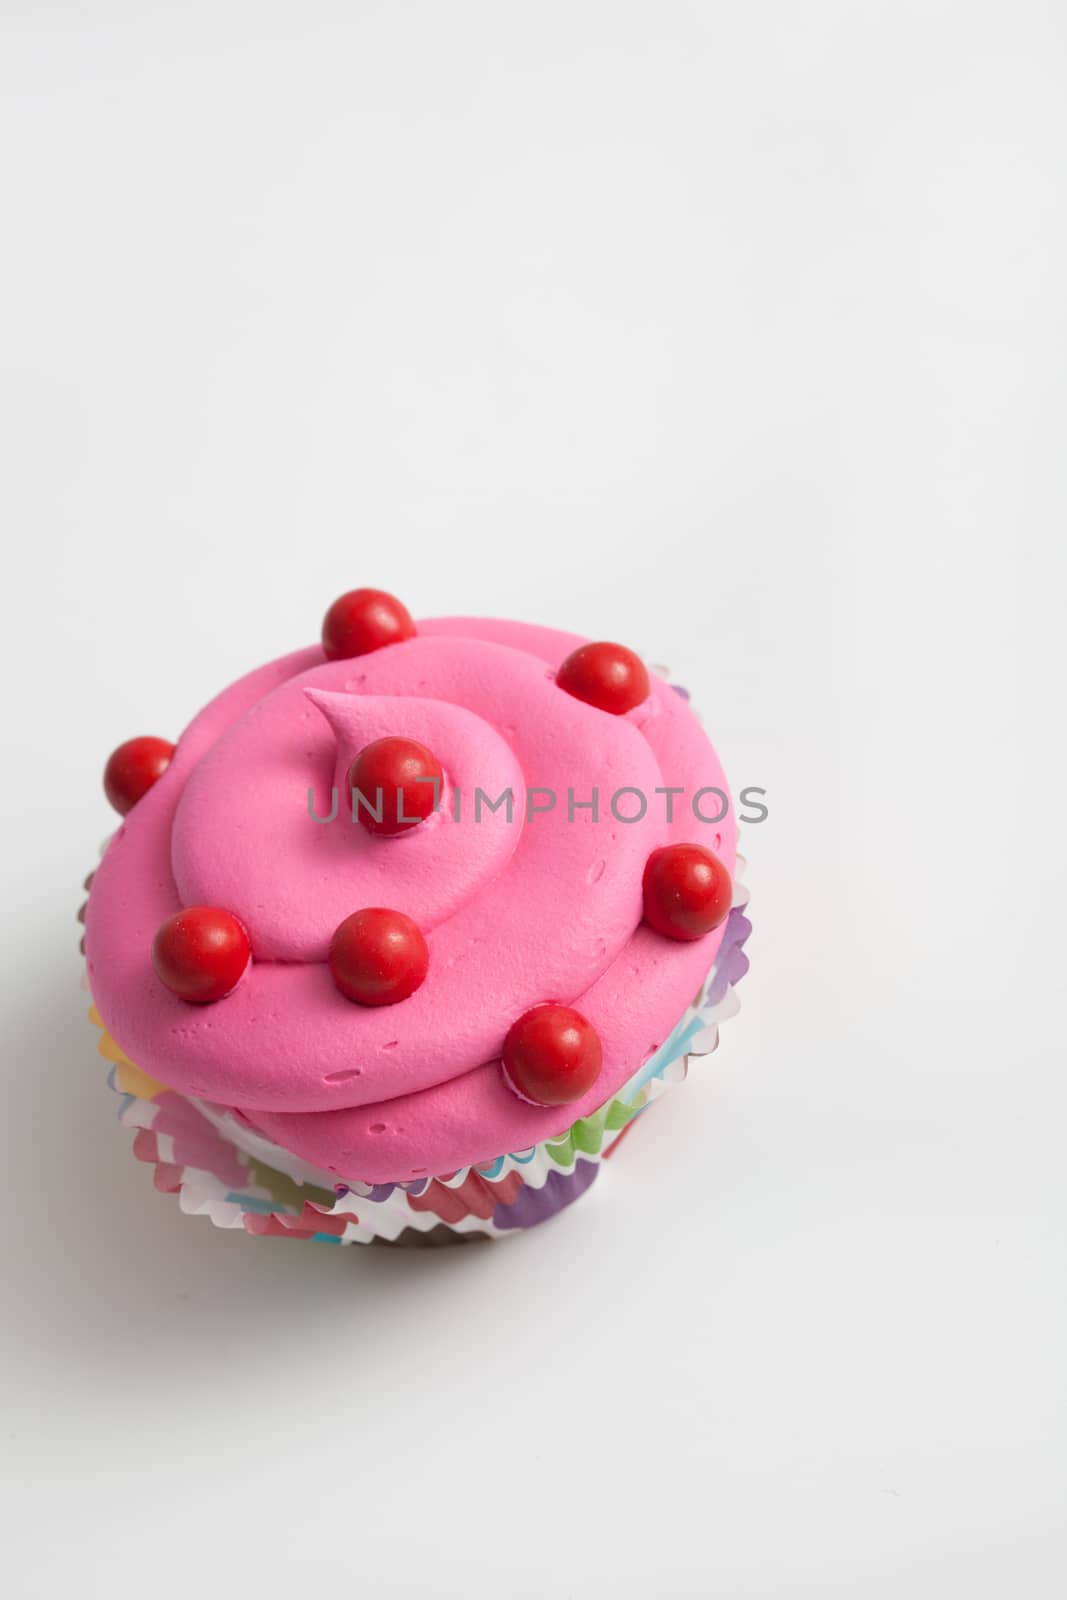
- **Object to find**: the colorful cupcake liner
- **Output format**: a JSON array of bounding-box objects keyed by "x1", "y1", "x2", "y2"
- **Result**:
[{"x1": 87, "y1": 856, "x2": 750, "y2": 1244}]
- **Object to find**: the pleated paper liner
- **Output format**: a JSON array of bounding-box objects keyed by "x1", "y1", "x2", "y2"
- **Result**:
[{"x1": 86, "y1": 866, "x2": 750, "y2": 1245}]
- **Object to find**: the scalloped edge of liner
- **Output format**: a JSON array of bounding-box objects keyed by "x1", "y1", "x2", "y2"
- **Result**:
[{"x1": 90, "y1": 866, "x2": 750, "y2": 1242}]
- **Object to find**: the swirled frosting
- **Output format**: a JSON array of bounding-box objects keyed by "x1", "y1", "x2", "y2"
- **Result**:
[{"x1": 85, "y1": 617, "x2": 736, "y2": 1182}]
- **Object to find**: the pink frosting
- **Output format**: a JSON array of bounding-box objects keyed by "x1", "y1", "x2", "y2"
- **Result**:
[{"x1": 85, "y1": 618, "x2": 736, "y2": 1183}]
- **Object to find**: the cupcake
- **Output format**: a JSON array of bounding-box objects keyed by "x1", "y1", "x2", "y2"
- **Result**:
[{"x1": 84, "y1": 589, "x2": 751, "y2": 1244}]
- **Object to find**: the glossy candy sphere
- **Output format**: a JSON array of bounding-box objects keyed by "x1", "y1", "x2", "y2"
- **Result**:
[
  {"x1": 104, "y1": 736, "x2": 175, "y2": 815},
  {"x1": 346, "y1": 736, "x2": 443, "y2": 836},
  {"x1": 329, "y1": 908, "x2": 429, "y2": 1006},
  {"x1": 642, "y1": 843, "x2": 732, "y2": 941},
  {"x1": 501, "y1": 1004, "x2": 603, "y2": 1106},
  {"x1": 152, "y1": 907, "x2": 252, "y2": 1003},
  {"x1": 556, "y1": 641, "x2": 650, "y2": 715},
  {"x1": 321, "y1": 589, "x2": 416, "y2": 661}
]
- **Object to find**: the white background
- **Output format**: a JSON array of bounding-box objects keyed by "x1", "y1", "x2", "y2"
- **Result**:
[{"x1": 1, "y1": 3, "x2": 1064, "y2": 1596}]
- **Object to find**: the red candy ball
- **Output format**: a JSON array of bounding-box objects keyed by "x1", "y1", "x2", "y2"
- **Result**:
[
  {"x1": 104, "y1": 736, "x2": 175, "y2": 815},
  {"x1": 152, "y1": 907, "x2": 252, "y2": 1003},
  {"x1": 642, "y1": 843, "x2": 732, "y2": 941},
  {"x1": 556, "y1": 641, "x2": 650, "y2": 715},
  {"x1": 329, "y1": 908, "x2": 429, "y2": 1006},
  {"x1": 501, "y1": 1004, "x2": 603, "y2": 1107},
  {"x1": 347, "y1": 737, "x2": 443, "y2": 836},
  {"x1": 321, "y1": 588, "x2": 416, "y2": 661}
]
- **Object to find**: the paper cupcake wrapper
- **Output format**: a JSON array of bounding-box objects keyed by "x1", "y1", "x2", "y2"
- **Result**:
[{"x1": 87, "y1": 861, "x2": 750, "y2": 1244}]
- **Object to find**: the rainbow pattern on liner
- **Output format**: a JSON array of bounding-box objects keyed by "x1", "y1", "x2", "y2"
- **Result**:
[{"x1": 91, "y1": 887, "x2": 751, "y2": 1244}]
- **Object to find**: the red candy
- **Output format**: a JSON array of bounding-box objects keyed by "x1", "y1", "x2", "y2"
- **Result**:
[
  {"x1": 321, "y1": 588, "x2": 416, "y2": 661},
  {"x1": 329, "y1": 908, "x2": 429, "y2": 1006},
  {"x1": 347, "y1": 737, "x2": 443, "y2": 836},
  {"x1": 556, "y1": 641, "x2": 650, "y2": 715},
  {"x1": 104, "y1": 736, "x2": 175, "y2": 815},
  {"x1": 152, "y1": 907, "x2": 251, "y2": 1003},
  {"x1": 642, "y1": 843, "x2": 732, "y2": 941},
  {"x1": 501, "y1": 1004, "x2": 603, "y2": 1106}
]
